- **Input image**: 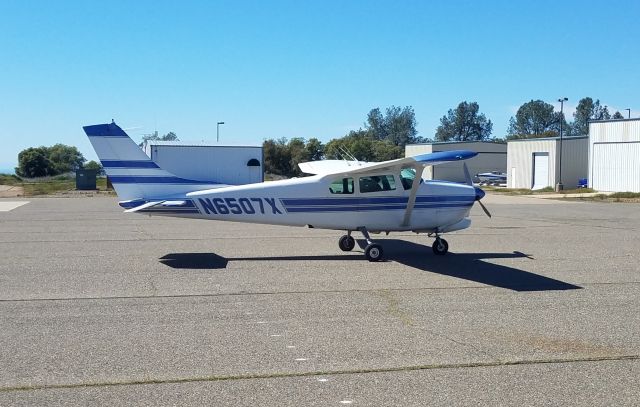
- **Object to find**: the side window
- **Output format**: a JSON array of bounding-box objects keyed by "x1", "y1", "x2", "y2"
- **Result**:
[
  {"x1": 329, "y1": 177, "x2": 354, "y2": 194},
  {"x1": 400, "y1": 168, "x2": 416, "y2": 190},
  {"x1": 359, "y1": 175, "x2": 396, "y2": 193}
]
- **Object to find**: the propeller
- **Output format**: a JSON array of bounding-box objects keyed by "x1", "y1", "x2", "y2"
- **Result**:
[{"x1": 463, "y1": 163, "x2": 492, "y2": 218}]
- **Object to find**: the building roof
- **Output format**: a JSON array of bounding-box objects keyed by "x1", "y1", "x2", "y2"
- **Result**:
[
  {"x1": 507, "y1": 135, "x2": 588, "y2": 143},
  {"x1": 146, "y1": 140, "x2": 262, "y2": 148},
  {"x1": 589, "y1": 117, "x2": 640, "y2": 124},
  {"x1": 406, "y1": 140, "x2": 506, "y2": 146}
]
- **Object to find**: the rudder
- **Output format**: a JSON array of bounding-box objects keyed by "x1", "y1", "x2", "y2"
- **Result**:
[{"x1": 83, "y1": 122, "x2": 224, "y2": 201}]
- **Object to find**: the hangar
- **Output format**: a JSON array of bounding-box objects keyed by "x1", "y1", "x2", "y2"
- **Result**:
[
  {"x1": 405, "y1": 141, "x2": 507, "y2": 183},
  {"x1": 507, "y1": 136, "x2": 588, "y2": 190},
  {"x1": 143, "y1": 141, "x2": 264, "y2": 185},
  {"x1": 589, "y1": 118, "x2": 640, "y2": 192}
]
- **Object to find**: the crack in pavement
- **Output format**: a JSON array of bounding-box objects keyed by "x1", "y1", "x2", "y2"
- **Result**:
[{"x1": 1, "y1": 355, "x2": 638, "y2": 393}]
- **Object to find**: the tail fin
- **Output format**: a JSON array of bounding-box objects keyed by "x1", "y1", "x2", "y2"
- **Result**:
[{"x1": 83, "y1": 122, "x2": 224, "y2": 201}]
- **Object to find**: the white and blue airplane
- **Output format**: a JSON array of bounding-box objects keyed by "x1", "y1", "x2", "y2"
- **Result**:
[{"x1": 84, "y1": 122, "x2": 490, "y2": 262}]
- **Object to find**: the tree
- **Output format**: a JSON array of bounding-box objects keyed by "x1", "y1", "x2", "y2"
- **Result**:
[
  {"x1": 304, "y1": 138, "x2": 324, "y2": 162},
  {"x1": 435, "y1": 101, "x2": 493, "y2": 141},
  {"x1": 572, "y1": 97, "x2": 610, "y2": 136},
  {"x1": 263, "y1": 138, "x2": 291, "y2": 176},
  {"x1": 16, "y1": 147, "x2": 52, "y2": 177},
  {"x1": 612, "y1": 111, "x2": 624, "y2": 119},
  {"x1": 324, "y1": 130, "x2": 402, "y2": 162},
  {"x1": 83, "y1": 160, "x2": 105, "y2": 176},
  {"x1": 140, "y1": 131, "x2": 179, "y2": 146},
  {"x1": 47, "y1": 144, "x2": 85, "y2": 174},
  {"x1": 364, "y1": 106, "x2": 423, "y2": 147},
  {"x1": 507, "y1": 100, "x2": 567, "y2": 139},
  {"x1": 15, "y1": 144, "x2": 85, "y2": 177},
  {"x1": 263, "y1": 137, "x2": 326, "y2": 177}
]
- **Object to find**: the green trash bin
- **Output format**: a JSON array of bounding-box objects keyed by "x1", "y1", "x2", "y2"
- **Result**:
[{"x1": 76, "y1": 169, "x2": 98, "y2": 190}]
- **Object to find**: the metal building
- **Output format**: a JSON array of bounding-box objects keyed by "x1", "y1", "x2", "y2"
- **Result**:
[
  {"x1": 143, "y1": 141, "x2": 263, "y2": 185},
  {"x1": 507, "y1": 136, "x2": 588, "y2": 190},
  {"x1": 589, "y1": 118, "x2": 640, "y2": 192},
  {"x1": 405, "y1": 141, "x2": 507, "y2": 183}
]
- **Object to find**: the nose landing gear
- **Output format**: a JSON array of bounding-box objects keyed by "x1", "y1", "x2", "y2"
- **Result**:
[{"x1": 432, "y1": 236, "x2": 449, "y2": 255}]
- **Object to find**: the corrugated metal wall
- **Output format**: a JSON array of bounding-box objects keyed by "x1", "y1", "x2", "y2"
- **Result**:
[
  {"x1": 560, "y1": 137, "x2": 589, "y2": 189},
  {"x1": 150, "y1": 145, "x2": 264, "y2": 185},
  {"x1": 507, "y1": 139, "x2": 557, "y2": 189},
  {"x1": 507, "y1": 137, "x2": 588, "y2": 189},
  {"x1": 590, "y1": 119, "x2": 640, "y2": 192},
  {"x1": 405, "y1": 142, "x2": 507, "y2": 182}
]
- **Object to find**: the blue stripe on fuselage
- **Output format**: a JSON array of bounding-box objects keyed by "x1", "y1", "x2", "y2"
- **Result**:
[
  {"x1": 102, "y1": 160, "x2": 159, "y2": 168},
  {"x1": 109, "y1": 176, "x2": 220, "y2": 184}
]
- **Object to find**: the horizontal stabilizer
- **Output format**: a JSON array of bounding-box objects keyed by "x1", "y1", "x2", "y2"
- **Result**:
[{"x1": 124, "y1": 201, "x2": 165, "y2": 213}]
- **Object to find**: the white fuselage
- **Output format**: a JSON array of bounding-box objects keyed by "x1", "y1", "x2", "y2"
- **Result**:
[{"x1": 142, "y1": 174, "x2": 476, "y2": 233}]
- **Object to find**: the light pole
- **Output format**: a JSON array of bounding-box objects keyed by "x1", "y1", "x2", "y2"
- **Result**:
[
  {"x1": 625, "y1": 108, "x2": 631, "y2": 119},
  {"x1": 556, "y1": 97, "x2": 568, "y2": 192},
  {"x1": 217, "y1": 121, "x2": 225, "y2": 142}
]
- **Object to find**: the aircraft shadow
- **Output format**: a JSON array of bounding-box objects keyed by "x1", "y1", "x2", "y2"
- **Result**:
[{"x1": 160, "y1": 239, "x2": 581, "y2": 292}]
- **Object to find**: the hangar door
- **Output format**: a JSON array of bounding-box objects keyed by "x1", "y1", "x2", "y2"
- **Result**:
[
  {"x1": 592, "y1": 142, "x2": 640, "y2": 192},
  {"x1": 532, "y1": 153, "x2": 550, "y2": 190}
]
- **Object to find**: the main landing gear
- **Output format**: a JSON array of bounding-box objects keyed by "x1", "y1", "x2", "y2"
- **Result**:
[
  {"x1": 338, "y1": 228, "x2": 383, "y2": 262},
  {"x1": 338, "y1": 229, "x2": 450, "y2": 261}
]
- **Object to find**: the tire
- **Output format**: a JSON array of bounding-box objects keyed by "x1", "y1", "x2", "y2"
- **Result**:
[
  {"x1": 365, "y1": 243, "x2": 383, "y2": 262},
  {"x1": 338, "y1": 235, "x2": 355, "y2": 251},
  {"x1": 432, "y1": 238, "x2": 449, "y2": 255}
]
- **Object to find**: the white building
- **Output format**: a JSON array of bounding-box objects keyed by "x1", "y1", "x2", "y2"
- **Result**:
[
  {"x1": 507, "y1": 136, "x2": 588, "y2": 190},
  {"x1": 405, "y1": 141, "x2": 507, "y2": 183},
  {"x1": 589, "y1": 118, "x2": 640, "y2": 192},
  {"x1": 143, "y1": 141, "x2": 263, "y2": 185}
]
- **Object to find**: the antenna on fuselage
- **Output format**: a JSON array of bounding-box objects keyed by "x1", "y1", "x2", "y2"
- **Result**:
[{"x1": 338, "y1": 146, "x2": 359, "y2": 165}]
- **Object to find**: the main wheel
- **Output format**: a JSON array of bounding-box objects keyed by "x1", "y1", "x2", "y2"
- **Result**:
[
  {"x1": 338, "y1": 235, "x2": 355, "y2": 251},
  {"x1": 432, "y1": 238, "x2": 449, "y2": 255},
  {"x1": 365, "y1": 243, "x2": 384, "y2": 262}
]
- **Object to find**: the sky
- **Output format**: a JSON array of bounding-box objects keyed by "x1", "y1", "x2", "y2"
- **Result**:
[{"x1": 1, "y1": 0, "x2": 639, "y2": 171}]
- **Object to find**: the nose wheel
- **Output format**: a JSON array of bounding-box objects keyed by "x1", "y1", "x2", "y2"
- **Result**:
[{"x1": 432, "y1": 237, "x2": 449, "y2": 255}]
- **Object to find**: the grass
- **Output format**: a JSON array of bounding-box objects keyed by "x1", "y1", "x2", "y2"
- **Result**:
[
  {"x1": 0, "y1": 174, "x2": 23, "y2": 185},
  {"x1": 0, "y1": 173, "x2": 112, "y2": 196},
  {"x1": 483, "y1": 185, "x2": 596, "y2": 195}
]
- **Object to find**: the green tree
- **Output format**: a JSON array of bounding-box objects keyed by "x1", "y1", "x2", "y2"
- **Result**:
[
  {"x1": 263, "y1": 137, "x2": 295, "y2": 176},
  {"x1": 16, "y1": 147, "x2": 52, "y2": 177},
  {"x1": 325, "y1": 130, "x2": 402, "y2": 162},
  {"x1": 83, "y1": 160, "x2": 105, "y2": 176},
  {"x1": 507, "y1": 100, "x2": 567, "y2": 139},
  {"x1": 612, "y1": 111, "x2": 624, "y2": 120},
  {"x1": 304, "y1": 138, "x2": 324, "y2": 162},
  {"x1": 263, "y1": 137, "x2": 325, "y2": 177},
  {"x1": 140, "y1": 131, "x2": 179, "y2": 146},
  {"x1": 364, "y1": 106, "x2": 423, "y2": 147},
  {"x1": 47, "y1": 144, "x2": 85, "y2": 174},
  {"x1": 572, "y1": 97, "x2": 610, "y2": 136},
  {"x1": 435, "y1": 101, "x2": 493, "y2": 141}
]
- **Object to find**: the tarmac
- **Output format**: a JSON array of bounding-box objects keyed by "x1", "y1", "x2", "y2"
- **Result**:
[{"x1": 0, "y1": 195, "x2": 638, "y2": 406}]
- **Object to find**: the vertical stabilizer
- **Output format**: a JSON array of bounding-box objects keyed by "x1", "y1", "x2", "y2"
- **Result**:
[{"x1": 83, "y1": 122, "x2": 225, "y2": 201}]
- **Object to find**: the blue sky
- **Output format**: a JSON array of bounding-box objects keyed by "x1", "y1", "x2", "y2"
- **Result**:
[{"x1": 1, "y1": 0, "x2": 639, "y2": 171}]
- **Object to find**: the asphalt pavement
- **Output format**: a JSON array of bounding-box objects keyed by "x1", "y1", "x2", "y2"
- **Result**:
[{"x1": 0, "y1": 195, "x2": 638, "y2": 406}]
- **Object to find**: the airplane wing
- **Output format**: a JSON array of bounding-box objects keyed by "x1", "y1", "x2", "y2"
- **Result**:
[
  {"x1": 301, "y1": 150, "x2": 478, "y2": 176},
  {"x1": 298, "y1": 160, "x2": 375, "y2": 175}
]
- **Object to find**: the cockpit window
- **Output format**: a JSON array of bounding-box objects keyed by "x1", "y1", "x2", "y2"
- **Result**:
[
  {"x1": 329, "y1": 177, "x2": 354, "y2": 194},
  {"x1": 359, "y1": 175, "x2": 396, "y2": 193},
  {"x1": 400, "y1": 168, "x2": 416, "y2": 190}
]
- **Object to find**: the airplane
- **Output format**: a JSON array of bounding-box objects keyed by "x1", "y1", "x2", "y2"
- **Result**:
[
  {"x1": 476, "y1": 171, "x2": 507, "y2": 185},
  {"x1": 83, "y1": 122, "x2": 491, "y2": 262}
]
